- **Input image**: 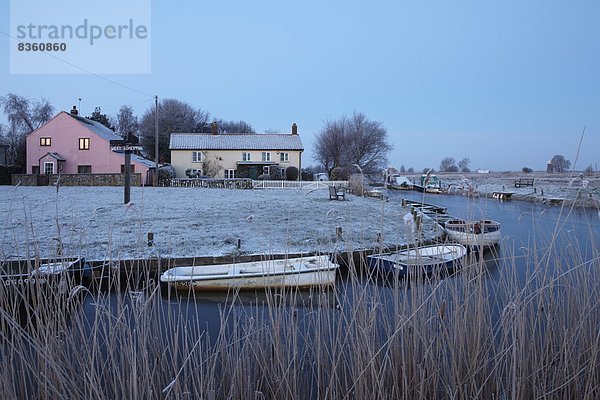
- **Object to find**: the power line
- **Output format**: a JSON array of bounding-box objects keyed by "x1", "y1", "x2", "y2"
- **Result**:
[{"x1": 0, "y1": 29, "x2": 155, "y2": 99}]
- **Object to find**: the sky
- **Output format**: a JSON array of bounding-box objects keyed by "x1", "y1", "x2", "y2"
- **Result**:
[{"x1": 1, "y1": 0, "x2": 599, "y2": 172}]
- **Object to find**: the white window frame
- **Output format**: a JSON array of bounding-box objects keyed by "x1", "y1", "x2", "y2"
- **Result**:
[
  {"x1": 192, "y1": 151, "x2": 203, "y2": 163},
  {"x1": 262, "y1": 152, "x2": 271, "y2": 162},
  {"x1": 242, "y1": 152, "x2": 251, "y2": 161},
  {"x1": 224, "y1": 169, "x2": 236, "y2": 179},
  {"x1": 280, "y1": 168, "x2": 286, "y2": 177},
  {"x1": 262, "y1": 166, "x2": 270, "y2": 175},
  {"x1": 280, "y1": 152, "x2": 289, "y2": 162},
  {"x1": 44, "y1": 162, "x2": 54, "y2": 174},
  {"x1": 79, "y1": 137, "x2": 90, "y2": 150}
]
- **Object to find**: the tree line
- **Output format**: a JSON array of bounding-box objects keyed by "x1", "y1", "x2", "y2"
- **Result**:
[{"x1": 1, "y1": 92, "x2": 594, "y2": 177}]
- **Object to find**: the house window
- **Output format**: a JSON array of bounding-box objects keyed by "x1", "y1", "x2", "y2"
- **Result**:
[
  {"x1": 192, "y1": 151, "x2": 203, "y2": 162},
  {"x1": 79, "y1": 138, "x2": 90, "y2": 150},
  {"x1": 44, "y1": 162, "x2": 54, "y2": 174},
  {"x1": 78, "y1": 165, "x2": 92, "y2": 174},
  {"x1": 280, "y1": 152, "x2": 289, "y2": 162},
  {"x1": 262, "y1": 152, "x2": 271, "y2": 162},
  {"x1": 40, "y1": 137, "x2": 51, "y2": 146},
  {"x1": 224, "y1": 169, "x2": 236, "y2": 179},
  {"x1": 242, "y1": 152, "x2": 251, "y2": 161},
  {"x1": 32, "y1": 166, "x2": 40, "y2": 174},
  {"x1": 120, "y1": 165, "x2": 136, "y2": 173},
  {"x1": 263, "y1": 166, "x2": 270, "y2": 175},
  {"x1": 280, "y1": 168, "x2": 286, "y2": 177}
]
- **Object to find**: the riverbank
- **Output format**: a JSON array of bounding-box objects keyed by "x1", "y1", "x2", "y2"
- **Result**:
[{"x1": 413, "y1": 172, "x2": 600, "y2": 208}]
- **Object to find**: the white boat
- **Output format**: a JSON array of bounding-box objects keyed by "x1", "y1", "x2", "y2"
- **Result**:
[
  {"x1": 444, "y1": 219, "x2": 501, "y2": 247},
  {"x1": 160, "y1": 255, "x2": 339, "y2": 291},
  {"x1": 368, "y1": 244, "x2": 467, "y2": 276}
]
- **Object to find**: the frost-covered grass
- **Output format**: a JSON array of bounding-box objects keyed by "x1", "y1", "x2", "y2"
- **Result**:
[{"x1": 0, "y1": 186, "x2": 437, "y2": 260}]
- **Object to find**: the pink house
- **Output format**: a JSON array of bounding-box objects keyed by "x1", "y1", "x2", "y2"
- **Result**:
[{"x1": 26, "y1": 107, "x2": 154, "y2": 185}]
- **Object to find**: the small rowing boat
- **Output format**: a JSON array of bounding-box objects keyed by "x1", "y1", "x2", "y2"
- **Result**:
[
  {"x1": 444, "y1": 219, "x2": 501, "y2": 247},
  {"x1": 160, "y1": 255, "x2": 339, "y2": 291},
  {"x1": 367, "y1": 244, "x2": 467, "y2": 276}
]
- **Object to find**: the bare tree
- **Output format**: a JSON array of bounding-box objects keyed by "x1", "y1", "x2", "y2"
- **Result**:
[
  {"x1": 439, "y1": 157, "x2": 457, "y2": 172},
  {"x1": 550, "y1": 154, "x2": 571, "y2": 173},
  {"x1": 139, "y1": 99, "x2": 211, "y2": 163},
  {"x1": 584, "y1": 165, "x2": 594, "y2": 176},
  {"x1": 214, "y1": 120, "x2": 255, "y2": 134},
  {"x1": 313, "y1": 112, "x2": 391, "y2": 177},
  {"x1": 116, "y1": 105, "x2": 139, "y2": 139},
  {"x1": 458, "y1": 157, "x2": 471, "y2": 173},
  {"x1": 0, "y1": 93, "x2": 54, "y2": 169}
]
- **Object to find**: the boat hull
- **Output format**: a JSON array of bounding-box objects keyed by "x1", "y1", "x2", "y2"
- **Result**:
[
  {"x1": 160, "y1": 255, "x2": 339, "y2": 291},
  {"x1": 368, "y1": 244, "x2": 467, "y2": 277},
  {"x1": 444, "y1": 219, "x2": 501, "y2": 247},
  {"x1": 1, "y1": 257, "x2": 95, "y2": 309}
]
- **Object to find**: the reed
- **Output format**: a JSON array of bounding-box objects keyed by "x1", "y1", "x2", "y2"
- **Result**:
[{"x1": 1, "y1": 197, "x2": 598, "y2": 399}]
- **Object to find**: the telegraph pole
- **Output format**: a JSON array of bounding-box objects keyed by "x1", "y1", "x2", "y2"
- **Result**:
[{"x1": 154, "y1": 95, "x2": 159, "y2": 187}]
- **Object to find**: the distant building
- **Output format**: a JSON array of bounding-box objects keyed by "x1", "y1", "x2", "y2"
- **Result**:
[
  {"x1": 546, "y1": 160, "x2": 553, "y2": 173},
  {"x1": 26, "y1": 107, "x2": 155, "y2": 185},
  {"x1": 169, "y1": 123, "x2": 304, "y2": 180}
]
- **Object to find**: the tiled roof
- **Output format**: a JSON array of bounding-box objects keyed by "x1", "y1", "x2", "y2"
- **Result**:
[
  {"x1": 67, "y1": 112, "x2": 122, "y2": 142},
  {"x1": 170, "y1": 133, "x2": 304, "y2": 151}
]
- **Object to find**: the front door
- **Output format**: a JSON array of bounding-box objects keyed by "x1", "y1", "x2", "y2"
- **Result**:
[{"x1": 248, "y1": 166, "x2": 258, "y2": 180}]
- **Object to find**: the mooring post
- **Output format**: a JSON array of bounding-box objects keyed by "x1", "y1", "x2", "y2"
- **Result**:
[
  {"x1": 336, "y1": 226, "x2": 343, "y2": 240},
  {"x1": 147, "y1": 232, "x2": 154, "y2": 247},
  {"x1": 415, "y1": 215, "x2": 422, "y2": 232},
  {"x1": 237, "y1": 238, "x2": 241, "y2": 249}
]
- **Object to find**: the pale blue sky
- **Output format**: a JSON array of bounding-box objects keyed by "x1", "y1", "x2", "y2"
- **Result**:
[{"x1": 1, "y1": 0, "x2": 599, "y2": 172}]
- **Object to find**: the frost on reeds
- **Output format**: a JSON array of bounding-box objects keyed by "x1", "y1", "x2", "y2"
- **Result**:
[{"x1": 0, "y1": 196, "x2": 598, "y2": 399}]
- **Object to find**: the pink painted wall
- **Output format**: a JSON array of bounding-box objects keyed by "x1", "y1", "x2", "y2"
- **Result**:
[{"x1": 27, "y1": 112, "x2": 150, "y2": 184}]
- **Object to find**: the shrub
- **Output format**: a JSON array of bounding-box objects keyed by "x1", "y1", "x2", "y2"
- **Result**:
[
  {"x1": 285, "y1": 166, "x2": 299, "y2": 181},
  {"x1": 522, "y1": 167, "x2": 533, "y2": 173}
]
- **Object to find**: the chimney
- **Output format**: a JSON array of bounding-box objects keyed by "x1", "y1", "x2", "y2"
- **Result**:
[
  {"x1": 70, "y1": 106, "x2": 78, "y2": 116},
  {"x1": 291, "y1": 123, "x2": 298, "y2": 135},
  {"x1": 211, "y1": 121, "x2": 218, "y2": 135}
]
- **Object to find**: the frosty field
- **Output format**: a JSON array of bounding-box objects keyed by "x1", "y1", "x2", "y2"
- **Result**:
[{"x1": 0, "y1": 186, "x2": 433, "y2": 261}]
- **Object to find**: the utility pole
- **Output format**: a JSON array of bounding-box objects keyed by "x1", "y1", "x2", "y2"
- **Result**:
[{"x1": 154, "y1": 95, "x2": 159, "y2": 187}]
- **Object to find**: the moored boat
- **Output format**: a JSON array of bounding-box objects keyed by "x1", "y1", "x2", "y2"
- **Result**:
[
  {"x1": 444, "y1": 219, "x2": 501, "y2": 247},
  {"x1": 1, "y1": 257, "x2": 95, "y2": 309},
  {"x1": 160, "y1": 255, "x2": 339, "y2": 291},
  {"x1": 368, "y1": 244, "x2": 467, "y2": 277}
]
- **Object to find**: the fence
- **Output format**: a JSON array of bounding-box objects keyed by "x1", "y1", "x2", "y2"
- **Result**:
[
  {"x1": 161, "y1": 178, "x2": 348, "y2": 190},
  {"x1": 162, "y1": 178, "x2": 253, "y2": 189},
  {"x1": 251, "y1": 180, "x2": 348, "y2": 189}
]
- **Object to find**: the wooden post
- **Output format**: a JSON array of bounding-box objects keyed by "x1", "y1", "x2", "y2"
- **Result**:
[
  {"x1": 336, "y1": 226, "x2": 343, "y2": 240},
  {"x1": 124, "y1": 149, "x2": 131, "y2": 204},
  {"x1": 147, "y1": 232, "x2": 154, "y2": 247}
]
